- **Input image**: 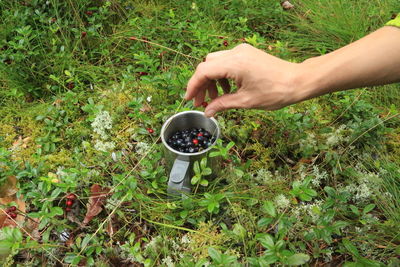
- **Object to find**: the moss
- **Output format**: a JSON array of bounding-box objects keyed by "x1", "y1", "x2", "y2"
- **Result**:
[
  {"x1": 0, "y1": 124, "x2": 16, "y2": 147},
  {"x1": 187, "y1": 221, "x2": 230, "y2": 260},
  {"x1": 244, "y1": 142, "x2": 274, "y2": 170},
  {"x1": 386, "y1": 129, "x2": 400, "y2": 162},
  {"x1": 42, "y1": 149, "x2": 74, "y2": 169}
]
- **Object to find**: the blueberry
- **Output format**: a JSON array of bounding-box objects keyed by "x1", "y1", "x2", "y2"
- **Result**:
[
  {"x1": 167, "y1": 128, "x2": 216, "y2": 153},
  {"x1": 185, "y1": 141, "x2": 193, "y2": 147},
  {"x1": 176, "y1": 139, "x2": 183, "y2": 147}
]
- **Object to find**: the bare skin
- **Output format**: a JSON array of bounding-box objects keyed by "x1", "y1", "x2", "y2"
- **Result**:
[{"x1": 185, "y1": 26, "x2": 400, "y2": 117}]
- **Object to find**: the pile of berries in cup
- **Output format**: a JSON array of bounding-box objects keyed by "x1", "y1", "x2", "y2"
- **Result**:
[
  {"x1": 5, "y1": 206, "x2": 17, "y2": 219},
  {"x1": 65, "y1": 193, "x2": 76, "y2": 212},
  {"x1": 167, "y1": 128, "x2": 215, "y2": 153}
]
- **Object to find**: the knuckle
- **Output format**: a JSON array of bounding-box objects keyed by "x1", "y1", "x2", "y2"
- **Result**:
[
  {"x1": 196, "y1": 62, "x2": 207, "y2": 74},
  {"x1": 235, "y1": 43, "x2": 251, "y2": 50},
  {"x1": 205, "y1": 54, "x2": 213, "y2": 62}
]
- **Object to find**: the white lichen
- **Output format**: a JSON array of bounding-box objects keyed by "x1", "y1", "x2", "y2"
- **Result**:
[
  {"x1": 135, "y1": 142, "x2": 151, "y2": 156},
  {"x1": 274, "y1": 194, "x2": 290, "y2": 211},
  {"x1": 91, "y1": 111, "x2": 113, "y2": 140},
  {"x1": 94, "y1": 140, "x2": 115, "y2": 152},
  {"x1": 161, "y1": 256, "x2": 175, "y2": 267}
]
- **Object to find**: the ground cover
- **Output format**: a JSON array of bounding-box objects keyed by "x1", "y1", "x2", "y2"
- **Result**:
[{"x1": 0, "y1": 0, "x2": 399, "y2": 266}]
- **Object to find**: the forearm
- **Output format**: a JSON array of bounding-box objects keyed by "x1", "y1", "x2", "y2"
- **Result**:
[{"x1": 293, "y1": 26, "x2": 400, "y2": 103}]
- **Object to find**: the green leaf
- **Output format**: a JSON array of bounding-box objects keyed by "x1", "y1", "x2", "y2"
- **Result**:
[
  {"x1": 333, "y1": 220, "x2": 350, "y2": 231},
  {"x1": 362, "y1": 204, "x2": 375, "y2": 214},
  {"x1": 226, "y1": 141, "x2": 235, "y2": 150},
  {"x1": 208, "y1": 247, "x2": 222, "y2": 263},
  {"x1": 0, "y1": 240, "x2": 12, "y2": 258},
  {"x1": 193, "y1": 161, "x2": 200, "y2": 175},
  {"x1": 208, "y1": 203, "x2": 216, "y2": 213},
  {"x1": 195, "y1": 259, "x2": 209, "y2": 267},
  {"x1": 286, "y1": 253, "x2": 310, "y2": 266},
  {"x1": 51, "y1": 207, "x2": 64, "y2": 216},
  {"x1": 180, "y1": 210, "x2": 188, "y2": 219},
  {"x1": 342, "y1": 239, "x2": 360, "y2": 257},
  {"x1": 200, "y1": 157, "x2": 207, "y2": 170},
  {"x1": 81, "y1": 235, "x2": 91, "y2": 249},
  {"x1": 263, "y1": 201, "x2": 276, "y2": 217},
  {"x1": 232, "y1": 223, "x2": 246, "y2": 239},
  {"x1": 257, "y1": 234, "x2": 274, "y2": 249},
  {"x1": 200, "y1": 179, "x2": 209, "y2": 187},
  {"x1": 323, "y1": 209, "x2": 335, "y2": 222},
  {"x1": 257, "y1": 218, "x2": 273, "y2": 228},
  {"x1": 349, "y1": 205, "x2": 360, "y2": 215},
  {"x1": 299, "y1": 193, "x2": 312, "y2": 201},
  {"x1": 64, "y1": 70, "x2": 72, "y2": 77},
  {"x1": 191, "y1": 174, "x2": 201, "y2": 185},
  {"x1": 342, "y1": 262, "x2": 359, "y2": 267},
  {"x1": 292, "y1": 181, "x2": 301, "y2": 189},
  {"x1": 12, "y1": 228, "x2": 23, "y2": 242},
  {"x1": 202, "y1": 168, "x2": 212, "y2": 176},
  {"x1": 275, "y1": 240, "x2": 285, "y2": 250},
  {"x1": 72, "y1": 255, "x2": 83, "y2": 265},
  {"x1": 209, "y1": 151, "x2": 220, "y2": 158},
  {"x1": 324, "y1": 186, "x2": 336, "y2": 196},
  {"x1": 304, "y1": 188, "x2": 317, "y2": 197}
]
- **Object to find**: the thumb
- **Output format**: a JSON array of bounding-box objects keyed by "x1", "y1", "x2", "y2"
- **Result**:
[{"x1": 205, "y1": 93, "x2": 245, "y2": 117}]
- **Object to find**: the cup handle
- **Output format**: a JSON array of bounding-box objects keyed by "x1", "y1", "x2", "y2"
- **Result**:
[{"x1": 168, "y1": 158, "x2": 191, "y2": 196}]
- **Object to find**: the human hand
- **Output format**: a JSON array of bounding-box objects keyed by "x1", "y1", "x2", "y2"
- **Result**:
[{"x1": 185, "y1": 44, "x2": 303, "y2": 117}]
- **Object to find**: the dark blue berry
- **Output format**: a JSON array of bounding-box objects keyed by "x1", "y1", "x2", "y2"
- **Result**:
[{"x1": 167, "y1": 128, "x2": 214, "y2": 152}]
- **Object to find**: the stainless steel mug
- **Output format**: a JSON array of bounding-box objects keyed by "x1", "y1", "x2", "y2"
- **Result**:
[{"x1": 160, "y1": 111, "x2": 220, "y2": 196}]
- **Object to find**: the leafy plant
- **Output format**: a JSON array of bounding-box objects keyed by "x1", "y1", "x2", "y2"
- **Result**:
[
  {"x1": 199, "y1": 193, "x2": 225, "y2": 214},
  {"x1": 289, "y1": 176, "x2": 317, "y2": 201},
  {"x1": 191, "y1": 157, "x2": 212, "y2": 187},
  {"x1": 208, "y1": 247, "x2": 240, "y2": 267},
  {"x1": 209, "y1": 139, "x2": 235, "y2": 160},
  {"x1": 249, "y1": 233, "x2": 310, "y2": 266}
]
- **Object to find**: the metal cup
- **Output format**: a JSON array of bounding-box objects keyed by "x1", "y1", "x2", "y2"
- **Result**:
[{"x1": 160, "y1": 111, "x2": 220, "y2": 196}]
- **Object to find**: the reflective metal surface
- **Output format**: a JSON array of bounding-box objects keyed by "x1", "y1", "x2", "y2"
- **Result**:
[
  {"x1": 160, "y1": 111, "x2": 220, "y2": 196},
  {"x1": 161, "y1": 110, "x2": 220, "y2": 156}
]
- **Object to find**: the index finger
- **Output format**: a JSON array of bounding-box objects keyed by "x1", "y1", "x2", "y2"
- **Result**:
[{"x1": 184, "y1": 59, "x2": 231, "y2": 100}]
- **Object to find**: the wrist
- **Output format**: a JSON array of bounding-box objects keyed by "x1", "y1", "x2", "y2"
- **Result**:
[{"x1": 290, "y1": 57, "x2": 330, "y2": 105}]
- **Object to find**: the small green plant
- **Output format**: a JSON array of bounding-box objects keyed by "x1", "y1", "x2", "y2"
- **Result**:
[
  {"x1": 0, "y1": 148, "x2": 18, "y2": 187},
  {"x1": 191, "y1": 157, "x2": 212, "y2": 187},
  {"x1": 36, "y1": 106, "x2": 69, "y2": 154},
  {"x1": 208, "y1": 247, "x2": 240, "y2": 267},
  {"x1": 249, "y1": 233, "x2": 310, "y2": 266},
  {"x1": 209, "y1": 139, "x2": 235, "y2": 160},
  {"x1": 257, "y1": 200, "x2": 278, "y2": 228},
  {"x1": 0, "y1": 227, "x2": 26, "y2": 263},
  {"x1": 289, "y1": 176, "x2": 317, "y2": 201},
  {"x1": 199, "y1": 192, "x2": 225, "y2": 214}
]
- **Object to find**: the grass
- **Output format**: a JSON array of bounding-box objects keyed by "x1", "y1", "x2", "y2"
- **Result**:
[{"x1": 0, "y1": 0, "x2": 399, "y2": 266}]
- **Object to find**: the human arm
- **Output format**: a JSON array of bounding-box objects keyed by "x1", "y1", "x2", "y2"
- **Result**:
[{"x1": 185, "y1": 25, "x2": 400, "y2": 117}]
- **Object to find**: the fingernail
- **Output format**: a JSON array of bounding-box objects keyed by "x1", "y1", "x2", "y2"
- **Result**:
[{"x1": 205, "y1": 109, "x2": 215, "y2": 117}]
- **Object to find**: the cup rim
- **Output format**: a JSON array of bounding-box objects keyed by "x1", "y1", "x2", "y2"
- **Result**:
[{"x1": 160, "y1": 110, "x2": 220, "y2": 156}]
